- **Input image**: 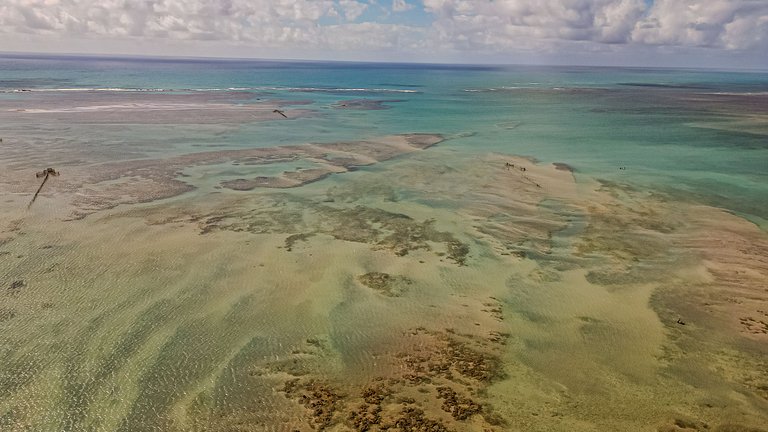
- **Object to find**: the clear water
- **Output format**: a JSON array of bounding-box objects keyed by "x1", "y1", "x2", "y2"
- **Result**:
[
  {"x1": 2, "y1": 55, "x2": 765, "y2": 226},
  {"x1": 1, "y1": 55, "x2": 767, "y2": 431}
]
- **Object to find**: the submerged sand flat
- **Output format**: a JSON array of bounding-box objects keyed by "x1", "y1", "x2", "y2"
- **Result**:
[
  {"x1": 1, "y1": 90, "x2": 313, "y2": 124},
  {"x1": 1, "y1": 130, "x2": 767, "y2": 431},
  {"x1": 0, "y1": 77, "x2": 766, "y2": 432},
  {"x1": 0, "y1": 131, "x2": 443, "y2": 221}
]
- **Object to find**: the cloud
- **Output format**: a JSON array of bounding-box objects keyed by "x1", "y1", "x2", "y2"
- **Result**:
[
  {"x1": 422, "y1": 0, "x2": 646, "y2": 51},
  {"x1": 419, "y1": 0, "x2": 768, "y2": 52},
  {"x1": 0, "y1": 0, "x2": 373, "y2": 45},
  {"x1": 322, "y1": 22, "x2": 424, "y2": 51},
  {"x1": 339, "y1": 0, "x2": 368, "y2": 21},
  {"x1": 0, "y1": 0, "x2": 765, "y2": 66},
  {"x1": 393, "y1": 0, "x2": 414, "y2": 13},
  {"x1": 632, "y1": 0, "x2": 768, "y2": 50}
]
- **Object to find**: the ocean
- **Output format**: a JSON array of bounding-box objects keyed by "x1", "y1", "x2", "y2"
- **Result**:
[{"x1": 0, "y1": 55, "x2": 766, "y2": 431}]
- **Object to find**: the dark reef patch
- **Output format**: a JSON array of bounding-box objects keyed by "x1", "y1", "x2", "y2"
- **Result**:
[
  {"x1": 332, "y1": 99, "x2": 405, "y2": 110},
  {"x1": 190, "y1": 200, "x2": 470, "y2": 265},
  {"x1": 265, "y1": 328, "x2": 508, "y2": 430},
  {"x1": 285, "y1": 232, "x2": 316, "y2": 252},
  {"x1": 357, "y1": 272, "x2": 413, "y2": 297}
]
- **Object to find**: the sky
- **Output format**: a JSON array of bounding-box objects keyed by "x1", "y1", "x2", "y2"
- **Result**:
[{"x1": 0, "y1": 0, "x2": 767, "y2": 69}]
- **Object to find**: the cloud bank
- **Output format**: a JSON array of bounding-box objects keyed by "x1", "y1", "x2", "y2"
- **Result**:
[{"x1": 0, "y1": 0, "x2": 766, "y2": 67}]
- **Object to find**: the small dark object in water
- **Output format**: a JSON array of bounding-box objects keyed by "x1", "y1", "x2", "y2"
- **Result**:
[
  {"x1": 676, "y1": 318, "x2": 686, "y2": 325},
  {"x1": 273, "y1": 109, "x2": 288, "y2": 118},
  {"x1": 36, "y1": 167, "x2": 59, "y2": 178},
  {"x1": 9, "y1": 280, "x2": 25, "y2": 291},
  {"x1": 619, "y1": 166, "x2": 626, "y2": 170},
  {"x1": 28, "y1": 167, "x2": 60, "y2": 209}
]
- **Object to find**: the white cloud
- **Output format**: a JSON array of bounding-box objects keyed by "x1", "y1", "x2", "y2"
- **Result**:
[
  {"x1": 323, "y1": 22, "x2": 423, "y2": 50},
  {"x1": 632, "y1": 0, "x2": 768, "y2": 50},
  {"x1": 339, "y1": 0, "x2": 368, "y2": 21},
  {"x1": 0, "y1": 0, "x2": 367, "y2": 46},
  {"x1": 393, "y1": 0, "x2": 414, "y2": 13},
  {"x1": 422, "y1": 0, "x2": 646, "y2": 51},
  {"x1": 0, "y1": 0, "x2": 765, "y2": 66}
]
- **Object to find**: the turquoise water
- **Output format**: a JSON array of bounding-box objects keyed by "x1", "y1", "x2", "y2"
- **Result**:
[
  {"x1": 2, "y1": 55, "x2": 765, "y2": 227},
  {"x1": 2, "y1": 55, "x2": 768, "y2": 431}
]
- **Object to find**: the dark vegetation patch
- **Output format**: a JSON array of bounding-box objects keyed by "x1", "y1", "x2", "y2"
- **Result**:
[
  {"x1": 332, "y1": 99, "x2": 405, "y2": 110},
  {"x1": 357, "y1": 272, "x2": 413, "y2": 297},
  {"x1": 194, "y1": 201, "x2": 470, "y2": 265},
  {"x1": 268, "y1": 327, "x2": 508, "y2": 430},
  {"x1": 285, "y1": 232, "x2": 315, "y2": 251}
]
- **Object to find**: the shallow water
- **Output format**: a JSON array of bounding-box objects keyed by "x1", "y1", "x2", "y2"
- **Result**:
[{"x1": 0, "y1": 56, "x2": 767, "y2": 431}]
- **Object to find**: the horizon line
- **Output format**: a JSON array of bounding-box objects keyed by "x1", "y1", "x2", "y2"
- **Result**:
[{"x1": 1, "y1": 50, "x2": 767, "y2": 74}]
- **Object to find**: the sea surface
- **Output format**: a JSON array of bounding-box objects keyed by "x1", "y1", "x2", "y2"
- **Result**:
[{"x1": 0, "y1": 55, "x2": 767, "y2": 431}]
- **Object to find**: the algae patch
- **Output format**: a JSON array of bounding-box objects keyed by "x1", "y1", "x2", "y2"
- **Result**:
[
  {"x1": 270, "y1": 328, "x2": 507, "y2": 431},
  {"x1": 320, "y1": 206, "x2": 470, "y2": 265},
  {"x1": 357, "y1": 272, "x2": 412, "y2": 297},
  {"x1": 186, "y1": 201, "x2": 471, "y2": 265}
]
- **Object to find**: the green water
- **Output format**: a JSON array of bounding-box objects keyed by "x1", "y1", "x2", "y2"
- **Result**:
[{"x1": 1, "y1": 56, "x2": 767, "y2": 431}]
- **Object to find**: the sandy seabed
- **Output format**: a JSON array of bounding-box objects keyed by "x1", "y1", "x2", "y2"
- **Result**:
[{"x1": 0, "y1": 93, "x2": 766, "y2": 432}]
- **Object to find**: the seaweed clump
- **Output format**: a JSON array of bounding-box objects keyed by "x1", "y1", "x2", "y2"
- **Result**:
[
  {"x1": 388, "y1": 407, "x2": 450, "y2": 432},
  {"x1": 285, "y1": 232, "x2": 315, "y2": 251},
  {"x1": 398, "y1": 330, "x2": 505, "y2": 384},
  {"x1": 168, "y1": 198, "x2": 471, "y2": 265},
  {"x1": 283, "y1": 379, "x2": 344, "y2": 430},
  {"x1": 348, "y1": 382, "x2": 390, "y2": 430},
  {"x1": 357, "y1": 272, "x2": 412, "y2": 297},
  {"x1": 436, "y1": 386, "x2": 482, "y2": 420},
  {"x1": 322, "y1": 206, "x2": 470, "y2": 265},
  {"x1": 270, "y1": 327, "x2": 507, "y2": 431}
]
